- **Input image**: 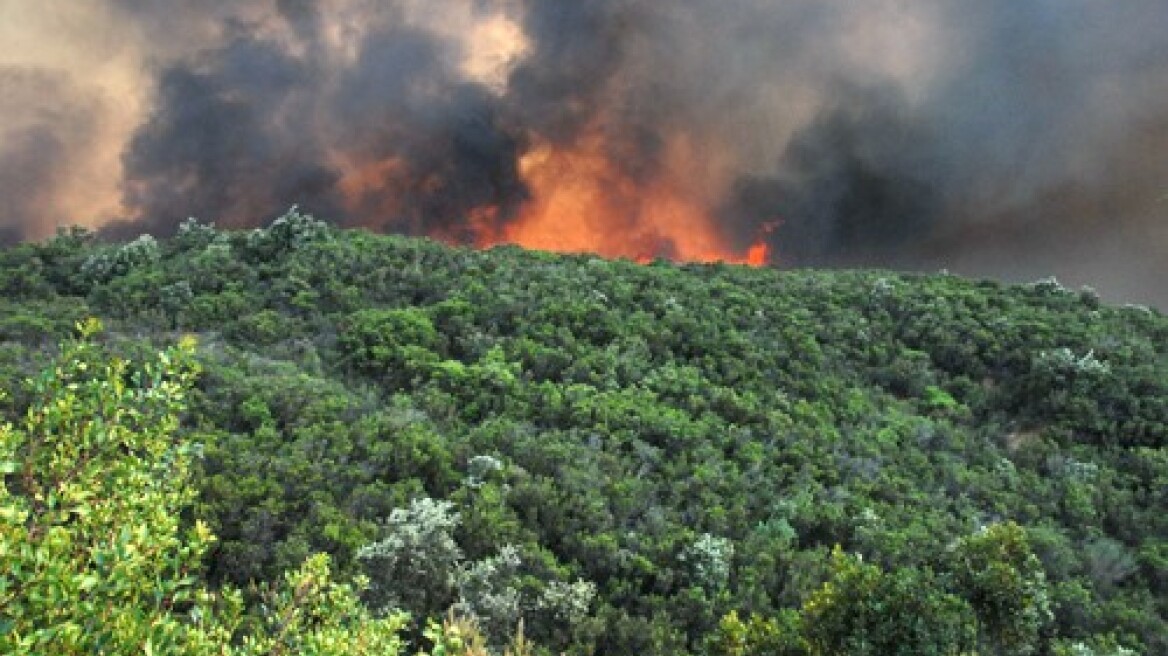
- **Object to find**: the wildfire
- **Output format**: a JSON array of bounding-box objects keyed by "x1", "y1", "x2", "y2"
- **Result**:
[
  {"x1": 745, "y1": 241, "x2": 771, "y2": 267},
  {"x1": 328, "y1": 10, "x2": 777, "y2": 268},
  {"x1": 744, "y1": 221, "x2": 780, "y2": 266},
  {"x1": 467, "y1": 126, "x2": 774, "y2": 266},
  {"x1": 332, "y1": 125, "x2": 777, "y2": 267}
]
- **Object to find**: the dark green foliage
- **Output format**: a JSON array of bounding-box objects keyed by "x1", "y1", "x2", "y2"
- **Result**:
[
  {"x1": 800, "y1": 549, "x2": 977, "y2": 656},
  {"x1": 945, "y1": 522, "x2": 1052, "y2": 655},
  {"x1": 339, "y1": 308, "x2": 443, "y2": 387},
  {"x1": 1, "y1": 214, "x2": 1165, "y2": 654}
]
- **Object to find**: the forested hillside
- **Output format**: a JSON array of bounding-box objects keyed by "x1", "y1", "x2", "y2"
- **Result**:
[{"x1": 2, "y1": 209, "x2": 1165, "y2": 654}]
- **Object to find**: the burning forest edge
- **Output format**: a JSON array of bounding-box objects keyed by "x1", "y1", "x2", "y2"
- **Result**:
[{"x1": 3, "y1": 1, "x2": 1168, "y2": 305}]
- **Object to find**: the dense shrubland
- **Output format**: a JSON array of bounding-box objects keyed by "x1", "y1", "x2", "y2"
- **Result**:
[{"x1": 2, "y1": 208, "x2": 1165, "y2": 654}]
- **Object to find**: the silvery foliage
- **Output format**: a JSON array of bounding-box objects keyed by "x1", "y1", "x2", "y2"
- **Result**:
[
  {"x1": 870, "y1": 277, "x2": 896, "y2": 298},
  {"x1": 453, "y1": 546, "x2": 597, "y2": 645},
  {"x1": 1078, "y1": 285, "x2": 1100, "y2": 305},
  {"x1": 452, "y1": 545, "x2": 524, "y2": 639},
  {"x1": 681, "y1": 533, "x2": 735, "y2": 592},
  {"x1": 174, "y1": 217, "x2": 220, "y2": 251},
  {"x1": 1044, "y1": 454, "x2": 1099, "y2": 482},
  {"x1": 1122, "y1": 303, "x2": 1153, "y2": 315},
  {"x1": 538, "y1": 579, "x2": 597, "y2": 626},
  {"x1": 1063, "y1": 643, "x2": 1137, "y2": 656},
  {"x1": 464, "y1": 454, "x2": 504, "y2": 488},
  {"x1": 81, "y1": 234, "x2": 160, "y2": 283},
  {"x1": 159, "y1": 280, "x2": 194, "y2": 318},
  {"x1": 1029, "y1": 276, "x2": 1070, "y2": 296},
  {"x1": 358, "y1": 495, "x2": 597, "y2": 641},
  {"x1": 356, "y1": 497, "x2": 463, "y2": 613},
  {"x1": 1083, "y1": 537, "x2": 1139, "y2": 588},
  {"x1": 246, "y1": 205, "x2": 331, "y2": 257},
  {"x1": 1037, "y1": 348, "x2": 1111, "y2": 377}
]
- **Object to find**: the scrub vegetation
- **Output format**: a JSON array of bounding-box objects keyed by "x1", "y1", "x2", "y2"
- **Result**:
[{"x1": 2, "y1": 209, "x2": 1164, "y2": 654}]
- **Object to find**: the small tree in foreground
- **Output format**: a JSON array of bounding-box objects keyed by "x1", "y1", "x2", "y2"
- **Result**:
[{"x1": 0, "y1": 320, "x2": 414, "y2": 654}]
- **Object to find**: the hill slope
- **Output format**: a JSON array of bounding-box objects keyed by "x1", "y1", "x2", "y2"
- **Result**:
[{"x1": 2, "y1": 211, "x2": 1165, "y2": 654}]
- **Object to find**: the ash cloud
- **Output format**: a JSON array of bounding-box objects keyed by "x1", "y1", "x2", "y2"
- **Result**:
[
  {"x1": 112, "y1": 33, "x2": 344, "y2": 237},
  {"x1": 329, "y1": 21, "x2": 526, "y2": 237},
  {"x1": 721, "y1": 83, "x2": 943, "y2": 268},
  {"x1": 107, "y1": 1, "x2": 525, "y2": 238},
  {"x1": 0, "y1": 69, "x2": 100, "y2": 241},
  {"x1": 3, "y1": 1, "x2": 1168, "y2": 305},
  {"x1": 722, "y1": 1, "x2": 1168, "y2": 289}
]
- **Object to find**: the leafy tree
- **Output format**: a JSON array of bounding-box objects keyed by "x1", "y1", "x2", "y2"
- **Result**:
[
  {"x1": 946, "y1": 522, "x2": 1053, "y2": 656},
  {"x1": 0, "y1": 321, "x2": 493, "y2": 655},
  {"x1": 799, "y1": 548, "x2": 976, "y2": 656},
  {"x1": 339, "y1": 307, "x2": 443, "y2": 387},
  {"x1": 358, "y1": 496, "x2": 465, "y2": 617},
  {"x1": 708, "y1": 609, "x2": 805, "y2": 656},
  {"x1": 0, "y1": 319, "x2": 207, "y2": 652}
]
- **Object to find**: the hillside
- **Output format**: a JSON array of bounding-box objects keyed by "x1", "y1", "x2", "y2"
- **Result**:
[{"x1": 2, "y1": 209, "x2": 1165, "y2": 654}]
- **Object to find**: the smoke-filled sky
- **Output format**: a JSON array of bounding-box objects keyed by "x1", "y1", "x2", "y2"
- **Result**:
[{"x1": 3, "y1": 1, "x2": 1168, "y2": 305}]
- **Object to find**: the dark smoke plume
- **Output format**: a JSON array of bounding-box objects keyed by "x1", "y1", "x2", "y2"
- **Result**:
[
  {"x1": 721, "y1": 83, "x2": 943, "y2": 267},
  {"x1": 3, "y1": 1, "x2": 1168, "y2": 305},
  {"x1": 108, "y1": 1, "x2": 526, "y2": 239}
]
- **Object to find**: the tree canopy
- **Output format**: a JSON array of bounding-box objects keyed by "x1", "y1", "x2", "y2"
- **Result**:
[{"x1": 1, "y1": 209, "x2": 1164, "y2": 654}]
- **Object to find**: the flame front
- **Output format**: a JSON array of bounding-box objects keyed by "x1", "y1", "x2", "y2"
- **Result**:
[
  {"x1": 465, "y1": 126, "x2": 772, "y2": 266},
  {"x1": 744, "y1": 221, "x2": 780, "y2": 267}
]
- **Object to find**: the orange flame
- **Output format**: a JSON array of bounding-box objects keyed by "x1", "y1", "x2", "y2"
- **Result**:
[
  {"x1": 336, "y1": 123, "x2": 776, "y2": 267},
  {"x1": 745, "y1": 241, "x2": 770, "y2": 266},
  {"x1": 479, "y1": 126, "x2": 773, "y2": 266},
  {"x1": 744, "y1": 220, "x2": 780, "y2": 266}
]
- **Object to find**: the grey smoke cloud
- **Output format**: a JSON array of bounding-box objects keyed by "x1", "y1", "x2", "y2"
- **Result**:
[
  {"x1": 2, "y1": 0, "x2": 1167, "y2": 305},
  {"x1": 102, "y1": 0, "x2": 527, "y2": 240},
  {"x1": 0, "y1": 68, "x2": 101, "y2": 241}
]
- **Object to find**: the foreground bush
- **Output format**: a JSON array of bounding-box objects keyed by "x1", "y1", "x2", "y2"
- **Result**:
[{"x1": 0, "y1": 321, "x2": 519, "y2": 655}]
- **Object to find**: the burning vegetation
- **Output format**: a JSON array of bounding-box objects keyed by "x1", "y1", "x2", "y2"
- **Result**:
[{"x1": 3, "y1": 1, "x2": 1168, "y2": 301}]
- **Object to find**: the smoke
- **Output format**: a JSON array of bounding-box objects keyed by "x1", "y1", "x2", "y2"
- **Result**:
[
  {"x1": 0, "y1": 1, "x2": 144, "y2": 240},
  {"x1": 92, "y1": 0, "x2": 532, "y2": 241},
  {"x1": 720, "y1": 82, "x2": 943, "y2": 267},
  {"x1": 2, "y1": 0, "x2": 1168, "y2": 304},
  {"x1": 0, "y1": 70, "x2": 91, "y2": 240}
]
